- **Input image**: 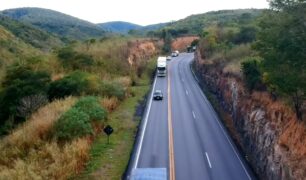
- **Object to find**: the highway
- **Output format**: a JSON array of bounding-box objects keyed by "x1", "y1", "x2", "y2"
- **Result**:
[{"x1": 129, "y1": 53, "x2": 255, "y2": 180}]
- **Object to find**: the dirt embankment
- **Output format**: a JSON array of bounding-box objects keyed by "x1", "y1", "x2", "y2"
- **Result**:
[
  {"x1": 171, "y1": 36, "x2": 199, "y2": 52},
  {"x1": 127, "y1": 40, "x2": 159, "y2": 66},
  {"x1": 194, "y1": 50, "x2": 306, "y2": 180}
]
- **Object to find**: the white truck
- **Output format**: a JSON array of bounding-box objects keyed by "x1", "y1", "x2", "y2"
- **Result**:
[{"x1": 157, "y1": 56, "x2": 167, "y2": 77}]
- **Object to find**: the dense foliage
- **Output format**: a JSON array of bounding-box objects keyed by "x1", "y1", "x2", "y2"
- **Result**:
[
  {"x1": 1, "y1": 7, "x2": 106, "y2": 40},
  {"x1": 53, "y1": 107, "x2": 92, "y2": 141},
  {"x1": 54, "y1": 96, "x2": 107, "y2": 141},
  {"x1": 73, "y1": 96, "x2": 107, "y2": 122},
  {"x1": 254, "y1": 0, "x2": 306, "y2": 120},
  {"x1": 0, "y1": 65, "x2": 51, "y2": 133},
  {"x1": 0, "y1": 14, "x2": 62, "y2": 50},
  {"x1": 241, "y1": 58, "x2": 263, "y2": 91}
]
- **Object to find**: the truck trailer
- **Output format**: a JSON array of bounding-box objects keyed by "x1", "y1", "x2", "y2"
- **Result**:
[{"x1": 157, "y1": 57, "x2": 167, "y2": 77}]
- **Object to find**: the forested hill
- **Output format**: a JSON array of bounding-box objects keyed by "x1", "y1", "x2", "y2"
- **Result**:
[
  {"x1": 0, "y1": 14, "x2": 63, "y2": 50},
  {"x1": 148, "y1": 9, "x2": 263, "y2": 36},
  {"x1": 1, "y1": 7, "x2": 106, "y2": 40},
  {"x1": 98, "y1": 21, "x2": 142, "y2": 34}
]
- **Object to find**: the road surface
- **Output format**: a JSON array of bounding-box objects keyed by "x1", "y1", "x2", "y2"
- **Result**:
[{"x1": 129, "y1": 53, "x2": 255, "y2": 180}]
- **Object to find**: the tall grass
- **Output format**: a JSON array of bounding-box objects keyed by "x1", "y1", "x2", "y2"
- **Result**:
[
  {"x1": 0, "y1": 138, "x2": 90, "y2": 179},
  {"x1": 0, "y1": 97, "x2": 91, "y2": 179}
]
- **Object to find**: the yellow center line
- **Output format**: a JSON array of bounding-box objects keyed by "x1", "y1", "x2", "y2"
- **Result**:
[{"x1": 168, "y1": 64, "x2": 175, "y2": 180}]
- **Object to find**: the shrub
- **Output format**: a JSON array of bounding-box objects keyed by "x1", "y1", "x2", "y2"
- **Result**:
[
  {"x1": 54, "y1": 108, "x2": 92, "y2": 141},
  {"x1": 57, "y1": 47, "x2": 95, "y2": 70},
  {"x1": 48, "y1": 71, "x2": 89, "y2": 100},
  {"x1": 0, "y1": 65, "x2": 51, "y2": 130},
  {"x1": 241, "y1": 57, "x2": 263, "y2": 91},
  {"x1": 73, "y1": 96, "x2": 107, "y2": 122},
  {"x1": 101, "y1": 81, "x2": 125, "y2": 100}
]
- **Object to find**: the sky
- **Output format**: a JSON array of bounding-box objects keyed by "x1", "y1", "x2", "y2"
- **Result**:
[{"x1": 0, "y1": 0, "x2": 269, "y2": 26}]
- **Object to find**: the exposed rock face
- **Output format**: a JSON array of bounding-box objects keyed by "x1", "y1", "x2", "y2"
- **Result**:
[
  {"x1": 194, "y1": 51, "x2": 306, "y2": 180},
  {"x1": 127, "y1": 40, "x2": 157, "y2": 66},
  {"x1": 171, "y1": 36, "x2": 199, "y2": 51}
]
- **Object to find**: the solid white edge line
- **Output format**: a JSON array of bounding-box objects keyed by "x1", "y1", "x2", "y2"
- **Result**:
[
  {"x1": 133, "y1": 75, "x2": 157, "y2": 169},
  {"x1": 205, "y1": 152, "x2": 212, "y2": 168},
  {"x1": 192, "y1": 111, "x2": 196, "y2": 119},
  {"x1": 186, "y1": 90, "x2": 189, "y2": 95},
  {"x1": 189, "y1": 60, "x2": 252, "y2": 180}
]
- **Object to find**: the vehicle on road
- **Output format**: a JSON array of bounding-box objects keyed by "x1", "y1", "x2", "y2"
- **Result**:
[
  {"x1": 171, "y1": 50, "x2": 179, "y2": 57},
  {"x1": 157, "y1": 57, "x2": 167, "y2": 77},
  {"x1": 153, "y1": 90, "x2": 163, "y2": 100},
  {"x1": 166, "y1": 56, "x2": 172, "y2": 61}
]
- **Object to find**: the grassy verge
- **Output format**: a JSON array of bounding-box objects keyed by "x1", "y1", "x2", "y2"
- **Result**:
[{"x1": 78, "y1": 59, "x2": 155, "y2": 179}]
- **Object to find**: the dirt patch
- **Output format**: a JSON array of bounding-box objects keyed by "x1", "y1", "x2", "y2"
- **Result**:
[{"x1": 171, "y1": 36, "x2": 199, "y2": 51}]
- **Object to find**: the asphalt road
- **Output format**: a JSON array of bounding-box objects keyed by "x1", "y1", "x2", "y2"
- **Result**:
[{"x1": 130, "y1": 53, "x2": 255, "y2": 180}]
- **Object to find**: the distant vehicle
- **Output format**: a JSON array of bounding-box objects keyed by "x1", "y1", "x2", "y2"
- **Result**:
[
  {"x1": 187, "y1": 46, "x2": 196, "y2": 53},
  {"x1": 171, "y1": 50, "x2": 179, "y2": 57},
  {"x1": 166, "y1": 56, "x2": 172, "y2": 61},
  {"x1": 157, "y1": 57, "x2": 167, "y2": 77},
  {"x1": 153, "y1": 90, "x2": 163, "y2": 100}
]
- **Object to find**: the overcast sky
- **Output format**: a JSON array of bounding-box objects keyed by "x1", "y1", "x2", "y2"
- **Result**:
[{"x1": 0, "y1": 0, "x2": 269, "y2": 26}]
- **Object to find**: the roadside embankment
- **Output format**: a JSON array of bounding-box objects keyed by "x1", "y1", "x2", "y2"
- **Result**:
[{"x1": 193, "y1": 50, "x2": 306, "y2": 180}]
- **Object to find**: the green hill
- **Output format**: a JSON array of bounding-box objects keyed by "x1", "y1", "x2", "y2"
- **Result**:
[
  {"x1": 0, "y1": 14, "x2": 63, "y2": 50},
  {"x1": 1, "y1": 7, "x2": 106, "y2": 40},
  {"x1": 165, "y1": 9, "x2": 264, "y2": 34},
  {"x1": 98, "y1": 21, "x2": 142, "y2": 34}
]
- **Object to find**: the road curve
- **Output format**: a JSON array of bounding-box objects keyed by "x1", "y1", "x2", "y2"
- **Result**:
[{"x1": 129, "y1": 53, "x2": 255, "y2": 180}]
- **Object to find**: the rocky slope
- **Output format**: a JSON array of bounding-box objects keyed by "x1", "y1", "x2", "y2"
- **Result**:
[{"x1": 193, "y1": 51, "x2": 306, "y2": 180}]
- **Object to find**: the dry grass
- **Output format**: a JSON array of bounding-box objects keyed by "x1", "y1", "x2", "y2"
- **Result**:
[
  {"x1": 0, "y1": 97, "x2": 92, "y2": 179},
  {"x1": 1, "y1": 97, "x2": 76, "y2": 150},
  {"x1": 100, "y1": 97, "x2": 120, "y2": 112},
  {"x1": 0, "y1": 138, "x2": 90, "y2": 180}
]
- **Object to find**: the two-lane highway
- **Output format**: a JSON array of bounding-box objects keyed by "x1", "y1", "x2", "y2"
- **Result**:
[{"x1": 129, "y1": 53, "x2": 254, "y2": 180}]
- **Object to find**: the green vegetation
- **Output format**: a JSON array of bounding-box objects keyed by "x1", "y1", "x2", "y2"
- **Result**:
[
  {"x1": 148, "y1": 9, "x2": 263, "y2": 37},
  {"x1": 1, "y1": 7, "x2": 106, "y2": 40},
  {"x1": 79, "y1": 57, "x2": 156, "y2": 179},
  {"x1": 0, "y1": 65, "x2": 51, "y2": 133},
  {"x1": 98, "y1": 21, "x2": 142, "y2": 34},
  {"x1": 0, "y1": 14, "x2": 62, "y2": 50},
  {"x1": 54, "y1": 96, "x2": 107, "y2": 141},
  {"x1": 54, "y1": 108, "x2": 92, "y2": 141},
  {"x1": 48, "y1": 71, "x2": 92, "y2": 100},
  {"x1": 73, "y1": 96, "x2": 107, "y2": 122},
  {"x1": 241, "y1": 57, "x2": 263, "y2": 91},
  {"x1": 196, "y1": 3, "x2": 305, "y2": 121},
  {"x1": 254, "y1": 0, "x2": 306, "y2": 120}
]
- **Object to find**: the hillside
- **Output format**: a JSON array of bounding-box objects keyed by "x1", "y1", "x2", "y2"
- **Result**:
[
  {"x1": 1, "y1": 7, "x2": 106, "y2": 40},
  {"x1": 0, "y1": 14, "x2": 62, "y2": 50},
  {"x1": 98, "y1": 21, "x2": 142, "y2": 34},
  {"x1": 161, "y1": 9, "x2": 263, "y2": 35}
]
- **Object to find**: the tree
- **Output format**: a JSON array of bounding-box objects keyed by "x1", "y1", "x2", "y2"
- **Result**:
[
  {"x1": 255, "y1": 2, "x2": 306, "y2": 120},
  {"x1": 0, "y1": 65, "x2": 50, "y2": 129}
]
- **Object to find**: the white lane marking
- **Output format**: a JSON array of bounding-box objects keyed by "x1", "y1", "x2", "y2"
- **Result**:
[
  {"x1": 205, "y1": 152, "x2": 212, "y2": 168},
  {"x1": 192, "y1": 111, "x2": 196, "y2": 119},
  {"x1": 133, "y1": 75, "x2": 157, "y2": 169},
  {"x1": 189, "y1": 61, "x2": 252, "y2": 180},
  {"x1": 185, "y1": 90, "x2": 189, "y2": 95}
]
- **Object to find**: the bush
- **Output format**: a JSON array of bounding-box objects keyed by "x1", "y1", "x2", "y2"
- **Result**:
[
  {"x1": 54, "y1": 108, "x2": 92, "y2": 141},
  {"x1": 0, "y1": 65, "x2": 50, "y2": 129},
  {"x1": 73, "y1": 96, "x2": 107, "y2": 122},
  {"x1": 57, "y1": 47, "x2": 95, "y2": 70},
  {"x1": 241, "y1": 57, "x2": 263, "y2": 91},
  {"x1": 48, "y1": 71, "x2": 89, "y2": 100},
  {"x1": 101, "y1": 81, "x2": 125, "y2": 100}
]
